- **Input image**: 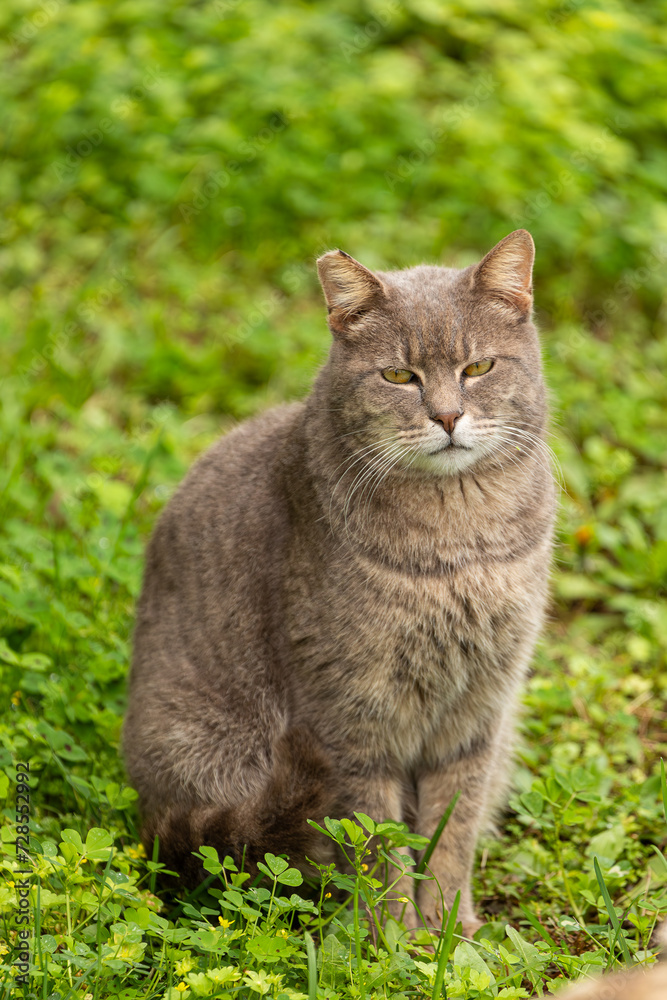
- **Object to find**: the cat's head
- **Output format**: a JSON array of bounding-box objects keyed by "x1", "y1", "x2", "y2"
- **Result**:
[{"x1": 316, "y1": 230, "x2": 546, "y2": 477}]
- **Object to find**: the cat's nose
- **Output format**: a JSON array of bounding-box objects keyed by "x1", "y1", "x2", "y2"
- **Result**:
[{"x1": 434, "y1": 411, "x2": 462, "y2": 435}]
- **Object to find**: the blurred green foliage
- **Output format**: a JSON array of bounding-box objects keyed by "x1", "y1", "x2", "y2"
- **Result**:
[
  {"x1": 2, "y1": 0, "x2": 667, "y2": 414},
  {"x1": 0, "y1": 0, "x2": 666, "y2": 997}
]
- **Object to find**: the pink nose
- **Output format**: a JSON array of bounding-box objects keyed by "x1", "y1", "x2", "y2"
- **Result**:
[{"x1": 434, "y1": 411, "x2": 462, "y2": 434}]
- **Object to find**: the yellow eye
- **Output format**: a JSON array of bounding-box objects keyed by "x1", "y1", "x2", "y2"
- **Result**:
[
  {"x1": 463, "y1": 358, "x2": 494, "y2": 377},
  {"x1": 382, "y1": 368, "x2": 414, "y2": 384}
]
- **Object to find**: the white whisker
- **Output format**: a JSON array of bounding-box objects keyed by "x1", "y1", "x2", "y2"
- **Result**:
[
  {"x1": 327, "y1": 436, "x2": 400, "y2": 518},
  {"x1": 341, "y1": 445, "x2": 400, "y2": 529},
  {"x1": 357, "y1": 444, "x2": 412, "y2": 521},
  {"x1": 362, "y1": 443, "x2": 423, "y2": 518},
  {"x1": 500, "y1": 425, "x2": 564, "y2": 487},
  {"x1": 343, "y1": 444, "x2": 405, "y2": 530},
  {"x1": 495, "y1": 430, "x2": 563, "y2": 491}
]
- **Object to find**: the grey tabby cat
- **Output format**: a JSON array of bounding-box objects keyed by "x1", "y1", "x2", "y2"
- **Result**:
[{"x1": 124, "y1": 229, "x2": 555, "y2": 935}]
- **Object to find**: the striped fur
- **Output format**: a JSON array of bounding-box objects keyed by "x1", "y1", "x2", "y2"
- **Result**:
[{"x1": 124, "y1": 230, "x2": 556, "y2": 932}]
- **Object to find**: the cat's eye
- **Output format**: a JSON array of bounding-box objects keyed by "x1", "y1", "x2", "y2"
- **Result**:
[
  {"x1": 382, "y1": 368, "x2": 415, "y2": 384},
  {"x1": 463, "y1": 358, "x2": 494, "y2": 377}
]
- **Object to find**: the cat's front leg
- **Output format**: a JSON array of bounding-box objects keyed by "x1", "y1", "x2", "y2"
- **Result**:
[
  {"x1": 415, "y1": 734, "x2": 503, "y2": 938},
  {"x1": 340, "y1": 771, "x2": 416, "y2": 925}
]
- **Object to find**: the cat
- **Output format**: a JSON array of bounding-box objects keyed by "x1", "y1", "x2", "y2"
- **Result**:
[{"x1": 123, "y1": 228, "x2": 556, "y2": 935}]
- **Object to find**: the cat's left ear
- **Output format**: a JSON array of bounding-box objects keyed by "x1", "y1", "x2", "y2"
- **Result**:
[
  {"x1": 317, "y1": 250, "x2": 386, "y2": 335},
  {"x1": 471, "y1": 229, "x2": 534, "y2": 316}
]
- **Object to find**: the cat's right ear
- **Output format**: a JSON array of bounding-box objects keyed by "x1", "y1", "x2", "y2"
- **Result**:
[
  {"x1": 317, "y1": 250, "x2": 386, "y2": 336},
  {"x1": 470, "y1": 229, "x2": 535, "y2": 316}
]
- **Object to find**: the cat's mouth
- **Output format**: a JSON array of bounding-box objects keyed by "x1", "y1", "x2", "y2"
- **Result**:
[{"x1": 427, "y1": 442, "x2": 471, "y2": 454}]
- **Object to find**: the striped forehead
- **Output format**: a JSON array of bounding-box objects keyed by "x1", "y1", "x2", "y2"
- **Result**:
[{"x1": 382, "y1": 265, "x2": 474, "y2": 363}]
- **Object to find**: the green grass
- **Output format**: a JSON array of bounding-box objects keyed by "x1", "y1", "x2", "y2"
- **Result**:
[
  {"x1": 4, "y1": 318, "x2": 666, "y2": 1000},
  {"x1": 1, "y1": 0, "x2": 667, "y2": 996}
]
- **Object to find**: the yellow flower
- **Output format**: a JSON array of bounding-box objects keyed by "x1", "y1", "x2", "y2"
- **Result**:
[
  {"x1": 11, "y1": 692, "x2": 20, "y2": 705},
  {"x1": 324, "y1": 892, "x2": 332, "y2": 899},
  {"x1": 361, "y1": 864, "x2": 368, "y2": 872},
  {"x1": 126, "y1": 844, "x2": 146, "y2": 859},
  {"x1": 276, "y1": 928, "x2": 289, "y2": 938},
  {"x1": 174, "y1": 984, "x2": 188, "y2": 993},
  {"x1": 6, "y1": 882, "x2": 15, "y2": 889},
  {"x1": 218, "y1": 917, "x2": 232, "y2": 929}
]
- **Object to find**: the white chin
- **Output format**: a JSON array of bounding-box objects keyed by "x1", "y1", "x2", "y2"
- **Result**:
[{"x1": 412, "y1": 446, "x2": 480, "y2": 476}]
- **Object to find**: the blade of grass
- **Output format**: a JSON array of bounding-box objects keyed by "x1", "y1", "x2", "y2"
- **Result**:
[
  {"x1": 660, "y1": 759, "x2": 666, "y2": 825},
  {"x1": 149, "y1": 834, "x2": 160, "y2": 895},
  {"x1": 432, "y1": 889, "x2": 460, "y2": 1000},
  {"x1": 353, "y1": 876, "x2": 366, "y2": 1000},
  {"x1": 506, "y1": 925, "x2": 544, "y2": 995},
  {"x1": 185, "y1": 872, "x2": 216, "y2": 902},
  {"x1": 650, "y1": 845, "x2": 667, "y2": 876},
  {"x1": 107, "y1": 428, "x2": 164, "y2": 565},
  {"x1": 304, "y1": 931, "x2": 317, "y2": 1000},
  {"x1": 593, "y1": 856, "x2": 632, "y2": 966},
  {"x1": 165, "y1": 873, "x2": 217, "y2": 922},
  {"x1": 417, "y1": 791, "x2": 460, "y2": 876},
  {"x1": 518, "y1": 902, "x2": 558, "y2": 949},
  {"x1": 34, "y1": 879, "x2": 46, "y2": 1000},
  {"x1": 93, "y1": 848, "x2": 115, "y2": 1000}
]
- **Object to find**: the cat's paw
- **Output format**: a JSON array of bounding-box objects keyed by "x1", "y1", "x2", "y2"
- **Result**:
[{"x1": 460, "y1": 916, "x2": 483, "y2": 939}]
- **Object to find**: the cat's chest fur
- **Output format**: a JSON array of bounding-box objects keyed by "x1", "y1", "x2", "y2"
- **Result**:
[{"x1": 285, "y1": 487, "x2": 549, "y2": 771}]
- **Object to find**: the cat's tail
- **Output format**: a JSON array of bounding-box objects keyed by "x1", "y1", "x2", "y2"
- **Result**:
[{"x1": 141, "y1": 726, "x2": 336, "y2": 887}]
